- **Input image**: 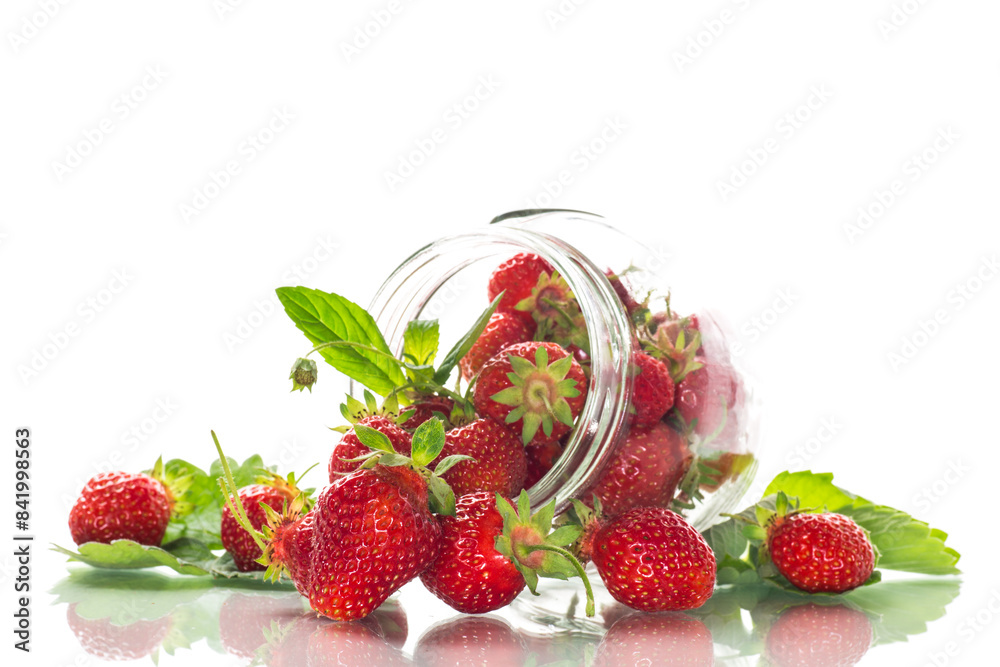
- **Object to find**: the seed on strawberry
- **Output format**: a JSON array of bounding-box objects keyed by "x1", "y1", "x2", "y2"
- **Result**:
[
  {"x1": 488, "y1": 253, "x2": 554, "y2": 329},
  {"x1": 587, "y1": 422, "x2": 692, "y2": 516},
  {"x1": 474, "y1": 341, "x2": 587, "y2": 446},
  {"x1": 328, "y1": 415, "x2": 412, "y2": 481},
  {"x1": 460, "y1": 312, "x2": 533, "y2": 381},
  {"x1": 764, "y1": 603, "x2": 873, "y2": 667},
  {"x1": 68, "y1": 460, "x2": 181, "y2": 547},
  {"x1": 594, "y1": 610, "x2": 715, "y2": 667},
  {"x1": 574, "y1": 503, "x2": 716, "y2": 612},
  {"x1": 436, "y1": 419, "x2": 527, "y2": 497},
  {"x1": 767, "y1": 511, "x2": 876, "y2": 594},
  {"x1": 631, "y1": 352, "x2": 675, "y2": 429}
]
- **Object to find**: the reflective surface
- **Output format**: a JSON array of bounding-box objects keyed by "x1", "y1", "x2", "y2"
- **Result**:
[{"x1": 47, "y1": 567, "x2": 963, "y2": 666}]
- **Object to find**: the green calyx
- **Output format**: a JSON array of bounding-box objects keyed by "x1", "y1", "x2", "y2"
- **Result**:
[
  {"x1": 146, "y1": 456, "x2": 195, "y2": 518},
  {"x1": 333, "y1": 390, "x2": 409, "y2": 434},
  {"x1": 519, "y1": 272, "x2": 590, "y2": 354},
  {"x1": 289, "y1": 357, "x2": 318, "y2": 392},
  {"x1": 494, "y1": 491, "x2": 595, "y2": 617},
  {"x1": 491, "y1": 346, "x2": 582, "y2": 445},
  {"x1": 347, "y1": 417, "x2": 470, "y2": 517},
  {"x1": 643, "y1": 321, "x2": 703, "y2": 383}
]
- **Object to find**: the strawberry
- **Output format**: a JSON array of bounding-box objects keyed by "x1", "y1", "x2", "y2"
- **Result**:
[
  {"x1": 460, "y1": 311, "x2": 533, "y2": 381},
  {"x1": 66, "y1": 603, "x2": 171, "y2": 662},
  {"x1": 631, "y1": 352, "x2": 675, "y2": 429},
  {"x1": 767, "y1": 511, "x2": 876, "y2": 594},
  {"x1": 674, "y1": 356, "x2": 740, "y2": 439},
  {"x1": 414, "y1": 616, "x2": 527, "y2": 667},
  {"x1": 574, "y1": 503, "x2": 716, "y2": 611},
  {"x1": 605, "y1": 268, "x2": 643, "y2": 316},
  {"x1": 328, "y1": 415, "x2": 412, "y2": 480},
  {"x1": 488, "y1": 252, "x2": 554, "y2": 329},
  {"x1": 401, "y1": 395, "x2": 457, "y2": 430},
  {"x1": 587, "y1": 422, "x2": 692, "y2": 516},
  {"x1": 474, "y1": 341, "x2": 587, "y2": 446},
  {"x1": 523, "y1": 438, "x2": 563, "y2": 488},
  {"x1": 594, "y1": 611, "x2": 715, "y2": 667},
  {"x1": 436, "y1": 419, "x2": 527, "y2": 497},
  {"x1": 68, "y1": 459, "x2": 182, "y2": 546},
  {"x1": 764, "y1": 603, "x2": 873, "y2": 667}
]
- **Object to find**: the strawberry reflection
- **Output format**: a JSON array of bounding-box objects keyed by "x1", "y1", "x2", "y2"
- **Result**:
[
  {"x1": 66, "y1": 602, "x2": 171, "y2": 662},
  {"x1": 414, "y1": 615, "x2": 526, "y2": 667},
  {"x1": 594, "y1": 609, "x2": 714, "y2": 666},
  {"x1": 219, "y1": 592, "x2": 311, "y2": 659},
  {"x1": 764, "y1": 603, "x2": 873, "y2": 667}
]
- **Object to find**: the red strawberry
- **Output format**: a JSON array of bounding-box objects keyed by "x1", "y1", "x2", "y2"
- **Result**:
[
  {"x1": 587, "y1": 422, "x2": 692, "y2": 516},
  {"x1": 219, "y1": 593, "x2": 306, "y2": 658},
  {"x1": 674, "y1": 356, "x2": 740, "y2": 439},
  {"x1": 414, "y1": 616, "x2": 527, "y2": 667},
  {"x1": 460, "y1": 312, "x2": 533, "y2": 381},
  {"x1": 66, "y1": 603, "x2": 171, "y2": 662},
  {"x1": 401, "y1": 396, "x2": 456, "y2": 430},
  {"x1": 436, "y1": 419, "x2": 527, "y2": 497},
  {"x1": 328, "y1": 415, "x2": 412, "y2": 481},
  {"x1": 523, "y1": 438, "x2": 563, "y2": 488},
  {"x1": 420, "y1": 491, "x2": 525, "y2": 613},
  {"x1": 221, "y1": 472, "x2": 311, "y2": 572},
  {"x1": 68, "y1": 463, "x2": 176, "y2": 547},
  {"x1": 488, "y1": 253, "x2": 554, "y2": 329},
  {"x1": 631, "y1": 352, "x2": 675, "y2": 429},
  {"x1": 767, "y1": 512, "x2": 876, "y2": 594},
  {"x1": 594, "y1": 611, "x2": 714, "y2": 667},
  {"x1": 474, "y1": 341, "x2": 587, "y2": 446},
  {"x1": 576, "y1": 505, "x2": 716, "y2": 611},
  {"x1": 605, "y1": 268, "x2": 643, "y2": 316},
  {"x1": 764, "y1": 603, "x2": 873, "y2": 667}
]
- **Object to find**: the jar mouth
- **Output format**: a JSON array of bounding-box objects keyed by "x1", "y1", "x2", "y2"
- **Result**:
[{"x1": 365, "y1": 212, "x2": 635, "y2": 512}]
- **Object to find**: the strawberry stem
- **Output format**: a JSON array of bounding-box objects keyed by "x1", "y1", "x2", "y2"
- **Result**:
[
  {"x1": 525, "y1": 544, "x2": 596, "y2": 617},
  {"x1": 211, "y1": 430, "x2": 268, "y2": 552}
]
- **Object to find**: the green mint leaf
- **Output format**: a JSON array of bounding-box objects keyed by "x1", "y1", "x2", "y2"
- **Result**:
[
  {"x1": 433, "y1": 293, "x2": 502, "y2": 385},
  {"x1": 276, "y1": 286, "x2": 406, "y2": 397},
  {"x1": 410, "y1": 417, "x2": 446, "y2": 467},
  {"x1": 403, "y1": 320, "x2": 440, "y2": 380}
]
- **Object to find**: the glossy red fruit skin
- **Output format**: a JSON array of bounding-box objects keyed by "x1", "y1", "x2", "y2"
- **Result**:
[
  {"x1": 460, "y1": 311, "x2": 534, "y2": 381},
  {"x1": 66, "y1": 603, "x2": 171, "y2": 661},
  {"x1": 473, "y1": 341, "x2": 588, "y2": 447},
  {"x1": 632, "y1": 353, "x2": 675, "y2": 429},
  {"x1": 594, "y1": 611, "x2": 715, "y2": 667},
  {"x1": 221, "y1": 484, "x2": 291, "y2": 572},
  {"x1": 437, "y1": 419, "x2": 527, "y2": 497},
  {"x1": 590, "y1": 507, "x2": 716, "y2": 612},
  {"x1": 488, "y1": 253, "x2": 553, "y2": 329},
  {"x1": 275, "y1": 510, "x2": 316, "y2": 595},
  {"x1": 523, "y1": 438, "x2": 563, "y2": 489},
  {"x1": 307, "y1": 466, "x2": 442, "y2": 621},
  {"x1": 765, "y1": 603, "x2": 873, "y2": 667},
  {"x1": 328, "y1": 416, "x2": 413, "y2": 481},
  {"x1": 401, "y1": 396, "x2": 456, "y2": 430},
  {"x1": 675, "y1": 357, "x2": 740, "y2": 439},
  {"x1": 768, "y1": 513, "x2": 876, "y2": 594},
  {"x1": 420, "y1": 492, "x2": 525, "y2": 613},
  {"x1": 588, "y1": 422, "x2": 692, "y2": 516},
  {"x1": 68, "y1": 472, "x2": 172, "y2": 546}
]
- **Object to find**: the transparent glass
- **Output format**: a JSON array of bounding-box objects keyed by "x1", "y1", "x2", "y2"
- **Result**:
[{"x1": 366, "y1": 210, "x2": 761, "y2": 529}]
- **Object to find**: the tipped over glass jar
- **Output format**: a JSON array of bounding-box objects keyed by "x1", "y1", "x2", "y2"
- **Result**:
[{"x1": 366, "y1": 210, "x2": 761, "y2": 531}]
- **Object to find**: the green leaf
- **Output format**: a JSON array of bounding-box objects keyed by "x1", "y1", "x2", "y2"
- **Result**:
[
  {"x1": 433, "y1": 454, "x2": 474, "y2": 477},
  {"x1": 403, "y1": 319, "x2": 440, "y2": 371},
  {"x1": 276, "y1": 286, "x2": 406, "y2": 397},
  {"x1": 763, "y1": 471, "x2": 855, "y2": 510},
  {"x1": 426, "y1": 475, "x2": 457, "y2": 517},
  {"x1": 433, "y1": 293, "x2": 502, "y2": 385},
  {"x1": 52, "y1": 539, "x2": 211, "y2": 576},
  {"x1": 353, "y1": 424, "x2": 395, "y2": 454},
  {"x1": 410, "y1": 417, "x2": 446, "y2": 467}
]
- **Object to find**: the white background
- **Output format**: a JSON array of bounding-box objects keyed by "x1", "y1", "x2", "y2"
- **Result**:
[{"x1": 3, "y1": 1, "x2": 999, "y2": 665}]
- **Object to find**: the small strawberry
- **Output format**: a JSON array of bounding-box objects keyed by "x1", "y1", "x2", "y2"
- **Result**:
[
  {"x1": 573, "y1": 503, "x2": 716, "y2": 612},
  {"x1": 764, "y1": 603, "x2": 873, "y2": 667},
  {"x1": 586, "y1": 421, "x2": 692, "y2": 516},
  {"x1": 328, "y1": 415, "x2": 412, "y2": 481},
  {"x1": 674, "y1": 356, "x2": 740, "y2": 439},
  {"x1": 605, "y1": 268, "x2": 644, "y2": 317},
  {"x1": 643, "y1": 312, "x2": 703, "y2": 384},
  {"x1": 523, "y1": 438, "x2": 563, "y2": 489},
  {"x1": 474, "y1": 341, "x2": 588, "y2": 446},
  {"x1": 66, "y1": 603, "x2": 171, "y2": 662},
  {"x1": 68, "y1": 458, "x2": 186, "y2": 547},
  {"x1": 401, "y1": 395, "x2": 457, "y2": 430},
  {"x1": 631, "y1": 352, "x2": 675, "y2": 429},
  {"x1": 414, "y1": 616, "x2": 528, "y2": 667},
  {"x1": 460, "y1": 311, "x2": 533, "y2": 381},
  {"x1": 488, "y1": 253, "x2": 554, "y2": 329},
  {"x1": 594, "y1": 611, "x2": 715, "y2": 667},
  {"x1": 436, "y1": 419, "x2": 527, "y2": 497}
]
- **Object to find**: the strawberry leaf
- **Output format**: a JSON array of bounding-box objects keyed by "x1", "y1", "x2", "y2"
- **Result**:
[
  {"x1": 432, "y1": 293, "x2": 502, "y2": 385},
  {"x1": 52, "y1": 539, "x2": 211, "y2": 576},
  {"x1": 276, "y1": 286, "x2": 407, "y2": 397},
  {"x1": 353, "y1": 424, "x2": 396, "y2": 454},
  {"x1": 426, "y1": 474, "x2": 457, "y2": 517},
  {"x1": 410, "y1": 417, "x2": 446, "y2": 467},
  {"x1": 403, "y1": 319, "x2": 440, "y2": 380}
]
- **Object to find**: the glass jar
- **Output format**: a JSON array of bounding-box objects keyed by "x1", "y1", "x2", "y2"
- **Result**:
[{"x1": 365, "y1": 210, "x2": 761, "y2": 530}]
